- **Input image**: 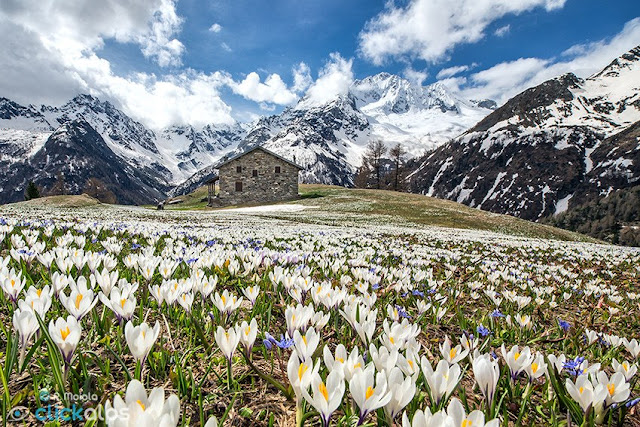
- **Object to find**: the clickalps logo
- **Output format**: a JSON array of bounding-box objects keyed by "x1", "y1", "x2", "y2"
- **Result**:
[{"x1": 9, "y1": 389, "x2": 116, "y2": 423}]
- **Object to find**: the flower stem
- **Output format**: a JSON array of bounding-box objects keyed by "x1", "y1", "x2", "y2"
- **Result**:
[{"x1": 227, "y1": 357, "x2": 233, "y2": 390}]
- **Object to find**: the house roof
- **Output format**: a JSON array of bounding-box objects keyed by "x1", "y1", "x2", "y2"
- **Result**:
[{"x1": 217, "y1": 145, "x2": 304, "y2": 170}]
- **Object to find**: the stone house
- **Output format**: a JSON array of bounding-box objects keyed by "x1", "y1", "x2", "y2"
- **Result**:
[{"x1": 207, "y1": 146, "x2": 303, "y2": 206}]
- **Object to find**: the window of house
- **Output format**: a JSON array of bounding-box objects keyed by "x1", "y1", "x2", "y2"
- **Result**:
[
  {"x1": 236, "y1": 166, "x2": 242, "y2": 173},
  {"x1": 275, "y1": 166, "x2": 281, "y2": 174},
  {"x1": 252, "y1": 169, "x2": 258, "y2": 177},
  {"x1": 235, "y1": 181, "x2": 243, "y2": 192}
]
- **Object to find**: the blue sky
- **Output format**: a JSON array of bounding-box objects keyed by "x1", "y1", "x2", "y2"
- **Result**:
[{"x1": 1, "y1": 0, "x2": 639, "y2": 128}]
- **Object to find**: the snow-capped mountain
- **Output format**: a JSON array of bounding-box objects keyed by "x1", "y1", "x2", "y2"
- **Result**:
[
  {"x1": 408, "y1": 45, "x2": 640, "y2": 221},
  {"x1": 0, "y1": 70, "x2": 495, "y2": 203}
]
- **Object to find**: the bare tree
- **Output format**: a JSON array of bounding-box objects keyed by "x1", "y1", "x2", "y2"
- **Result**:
[
  {"x1": 363, "y1": 140, "x2": 386, "y2": 189},
  {"x1": 389, "y1": 143, "x2": 406, "y2": 191}
]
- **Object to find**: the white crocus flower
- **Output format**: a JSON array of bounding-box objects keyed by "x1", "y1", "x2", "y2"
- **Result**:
[
  {"x1": 241, "y1": 285, "x2": 260, "y2": 306},
  {"x1": 60, "y1": 277, "x2": 99, "y2": 320},
  {"x1": 440, "y1": 336, "x2": 468, "y2": 365},
  {"x1": 301, "y1": 369, "x2": 345, "y2": 427},
  {"x1": 104, "y1": 379, "x2": 180, "y2": 426},
  {"x1": 2, "y1": 269, "x2": 26, "y2": 302},
  {"x1": 13, "y1": 306, "x2": 39, "y2": 365},
  {"x1": 447, "y1": 398, "x2": 500, "y2": 427},
  {"x1": 287, "y1": 352, "x2": 319, "y2": 402},
  {"x1": 49, "y1": 315, "x2": 82, "y2": 366},
  {"x1": 349, "y1": 364, "x2": 392, "y2": 421},
  {"x1": 420, "y1": 358, "x2": 461, "y2": 406},
  {"x1": 100, "y1": 287, "x2": 137, "y2": 322},
  {"x1": 525, "y1": 352, "x2": 547, "y2": 382},
  {"x1": 596, "y1": 371, "x2": 630, "y2": 407},
  {"x1": 501, "y1": 344, "x2": 533, "y2": 381},
  {"x1": 214, "y1": 325, "x2": 241, "y2": 361},
  {"x1": 239, "y1": 319, "x2": 258, "y2": 353},
  {"x1": 612, "y1": 359, "x2": 637, "y2": 381},
  {"x1": 125, "y1": 321, "x2": 161, "y2": 364},
  {"x1": 384, "y1": 367, "x2": 416, "y2": 421},
  {"x1": 566, "y1": 375, "x2": 607, "y2": 415},
  {"x1": 323, "y1": 344, "x2": 348, "y2": 377},
  {"x1": 293, "y1": 327, "x2": 319, "y2": 362},
  {"x1": 472, "y1": 353, "x2": 500, "y2": 407},
  {"x1": 212, "y1": 290, "x2": 243, "y2": 318}
]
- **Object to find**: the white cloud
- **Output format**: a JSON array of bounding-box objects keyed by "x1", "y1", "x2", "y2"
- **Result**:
[
  {"x1": 494, "y1": 24, "x2": 511, "y2": 37},
  {"x1": 292, "y1": 62, "x2": 313, "y2": 93},
  {"x1": 220, "y1": 42, "x2": 232, "y2": 52},
  {"x1": 209, "y1": 23, "x2": 222, "y2": 33},
  {"x1": 436, "y1": 65, "x2": 470, "y2": 79},
  {"x1": 230, "y1": 72, "x2": 298, "y2": 105},
  {"x1": 0, "y1": 0, "x2": 236, "y2": 129},
  {"x1": 301, "y1": 53, "x2": 354, "y2": 107},
  {"x1": 0, "y1": 0, "x2": 185, "y2": 67},
  {"x1": 358, "y1": 0, "x2": 567, "y2": 65},
  {"x1": 456, "y1": 17, "x2": 640, "y2": 103},
  {"x1": 403, "y1": 67, "x2": 428, "y2": 85}
]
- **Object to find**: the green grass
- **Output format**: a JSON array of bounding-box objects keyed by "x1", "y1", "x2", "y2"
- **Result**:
[{"x1": 167, "y1": 184, "x2": 596, "y2": 242}]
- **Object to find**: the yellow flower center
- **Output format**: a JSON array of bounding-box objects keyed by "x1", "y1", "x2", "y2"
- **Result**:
[
  {"x1": 579, "y1": 386, "x2": 584, "y2": 394},
  {"x1": 365, "y1": 386, "x2": 374, "y2": 400},
  {"x1": 389, "y1": 336, "x2": 395, "y2": 344},
  {"x1": 449, "y1": 348, "x2": 457, "y2": 360},
  {"x1": 10, "y1": 279, "x2": 15, "y2": 287},
  {"x1": 531, "y1": 363, "x2": 539, "y2": 374},
  {"x1": 245, "y1": 326, "x2": 251, "y2": 335},
  {"x1": 461, "y1": 419, "x2": 472, "y2": 427},
  {"x1": 622, "y1": 362, "x2": 629, "y2": 371},
  {"x1": 298, "y1": 363, "x2": 308, "y2": 381},
  {"x1": 607, "y1": 383, "x2": 615, "y2": 396},
  {"x1": 36, "y1": 289, "x2": 42, "y2": 297},
  {"x1": 337, "y1": 357, "x2": 344, "y2": 363},
  {"x1": 221, "y1": 295, "x2": 226, "y2": 304},
  {"x1": 514, "y1": 352, "x2": 521, "y2": 361},
  {"x1": 302, "y1": 335, "x2": 308, "y2": 345},
  {"x1": 353, "y1": 363, "x2": 361, "y2": 369},
  {"x1": 137, "y1": 400, "x2": 145, "y2": 410},
  {"x1": 120, "y1": 298, "x2": 126, "y2": 308},
  {"x1": 319, "y1": 382, "x2": 328, "y2": 401},
  {"x1": 74, "y1": 294, "x2": 83, "y2": 309},
  {"x1": 408, "y1": 360, "x2": 414, "y2": 369},
  {"x1": 60, "y1": 327, "x2": 71, "y2": 340}
]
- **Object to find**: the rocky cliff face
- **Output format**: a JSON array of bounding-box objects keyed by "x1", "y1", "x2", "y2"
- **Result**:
[{"x1": 408, "y1": 46, "x2": 640, "y2": 221}]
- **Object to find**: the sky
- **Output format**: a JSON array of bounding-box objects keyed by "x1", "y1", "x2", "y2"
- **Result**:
[{"x1": 0, "y1": 0, "x2": 639, "y2": 129}]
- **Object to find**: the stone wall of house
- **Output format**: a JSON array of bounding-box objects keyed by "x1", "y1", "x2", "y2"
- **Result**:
[{"x1": 213, "y1": 149, "x2": 300, "y2": 206}]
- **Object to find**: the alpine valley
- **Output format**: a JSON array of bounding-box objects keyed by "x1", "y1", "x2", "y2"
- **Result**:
[{"x1": 1, "y1": 46, "x2": 639, "y2": 244}]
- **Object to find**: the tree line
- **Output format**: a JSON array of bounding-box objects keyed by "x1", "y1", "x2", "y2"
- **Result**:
[{"x1": 355, "y1": 140, "x2": 408, "y2": 192}]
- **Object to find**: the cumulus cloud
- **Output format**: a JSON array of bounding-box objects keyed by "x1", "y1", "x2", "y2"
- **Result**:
[
  {"x1": 358, "y1": 0, "x2": 567, "y2": 65},
  {"x1": 302, "y1": 53, "x2": 354, "y2": 107},
  {"x1": 0, "y1": 0, "x2": 185, "y2": 67},
  {"x1": 456, "y1": 17, "x2": 640, "y2": 103},
  {"x1": 403, "y1": 67, "x2": 428, "y2": 85},
  {"x1": 230, "y1": 72, "x2": 298, "y2": 105},
  {"x1": 209, "y1": 23, "x2": 222, "y2": 33},
  {"x1": 0, "y1": 0, "x2": 244, "y2": 128},
  {"x1": 292, "y1": 62, "x2": 313, "y2": 93}
]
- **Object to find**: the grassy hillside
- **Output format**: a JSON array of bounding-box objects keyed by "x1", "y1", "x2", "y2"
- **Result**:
[
  {"x1": 167, "y1": 184, "x2": 598, "y2": 242},
  {"x1": 11, "y1": 194, "x2": 102, "y2": 208}
]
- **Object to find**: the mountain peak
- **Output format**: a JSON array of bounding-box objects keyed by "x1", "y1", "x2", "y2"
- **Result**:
[{"x1": 591, "y1": 45, "x2": 640, "y2": 79}]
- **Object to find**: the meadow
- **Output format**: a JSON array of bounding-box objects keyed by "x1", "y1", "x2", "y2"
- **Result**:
[{"x1": 0, "y1": 196, "x2": 638, "y2": 426}]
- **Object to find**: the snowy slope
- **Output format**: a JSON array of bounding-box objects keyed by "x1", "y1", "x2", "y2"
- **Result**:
[{"x1": 408, "y1": 45, "x2": 640, "y2": 221}]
